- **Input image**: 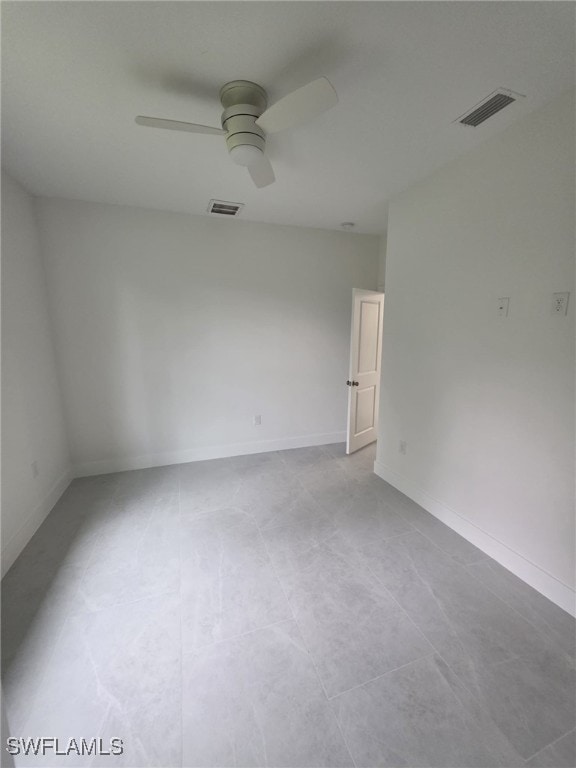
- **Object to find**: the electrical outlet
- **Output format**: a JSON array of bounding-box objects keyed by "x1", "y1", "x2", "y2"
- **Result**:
[
  {"x1": 497, "y1": 297, "x2": 510, "y2": 317},
  {"x1": 31, "y1": 460, "x2": 39, "y2": 479},
  {"x1": 253, "y1": 414, "x2": 262, "y2": 426},
  {"x1": 399, "y1": 441, "x2": 407, "y2": 455},
  {"x1": 553, "y1": 292, "x2": 569, "y2": 316}
]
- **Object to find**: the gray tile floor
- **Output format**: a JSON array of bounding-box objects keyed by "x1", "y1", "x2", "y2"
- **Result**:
[{"x1": 2, "y1": 443, "x2": 575, "y2": 767}]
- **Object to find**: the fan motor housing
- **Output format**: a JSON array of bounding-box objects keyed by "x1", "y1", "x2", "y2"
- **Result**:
[
  {"x1": 222, "y1": 104, "x2": 265, "y2": 154},
  {"x1": 220, "y1": 81, "x2": 268, "y2": 158}
]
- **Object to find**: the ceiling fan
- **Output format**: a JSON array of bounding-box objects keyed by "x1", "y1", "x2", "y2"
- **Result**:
[{"x1": 135, "y1": 77, "x2": 338, "y2": 188}]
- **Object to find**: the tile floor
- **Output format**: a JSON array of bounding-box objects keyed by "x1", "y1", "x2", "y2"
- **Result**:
[{"x1": 2, "y1": 443, "x2": 575, "y2": 767}]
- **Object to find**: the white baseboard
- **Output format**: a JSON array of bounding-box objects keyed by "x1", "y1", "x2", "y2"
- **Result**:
[
  {"x1": 1, "y1": 468, "x2": 72, "y2": 578},
  {"x1": 73, "y1": 431, "x2": 347, "y2": 478},
  {"x1": 374, "y1": 461, "x2": 575, "y2": 617}
]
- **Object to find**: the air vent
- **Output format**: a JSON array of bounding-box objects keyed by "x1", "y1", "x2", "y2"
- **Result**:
[
  {"x1": 207, "y1": 199, "x2": 244, "y2": 216},
  {"x1": 456, "y1": 89, "x2": 524, "y2": 127}
]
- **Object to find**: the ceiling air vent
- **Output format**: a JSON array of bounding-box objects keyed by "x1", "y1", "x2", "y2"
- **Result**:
[
  {"x1": 455, "y1": 89, "x2": 524, "y2": 127},
  {"x1": 207, "y1": 199, "x2": 244, "y2": 216}
]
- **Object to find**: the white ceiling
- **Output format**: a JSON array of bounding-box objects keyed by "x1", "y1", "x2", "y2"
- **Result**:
[{"x1": 2, "y1": 1, "x2": 574, "y2": 234}]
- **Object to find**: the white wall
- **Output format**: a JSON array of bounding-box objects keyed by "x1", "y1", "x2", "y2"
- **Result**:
[
  {"x1": 36, "y1": 199, "x2": 379, "y2": 474},
  {"x1": 375, "y1": 90, "x2": 575, "y2": 613},
  {"x1": 1, "y1": 171, "x2": 71, "y2": 576}
]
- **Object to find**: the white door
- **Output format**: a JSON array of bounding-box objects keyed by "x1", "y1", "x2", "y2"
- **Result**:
[{"x1": 346, "y1": 289, "x2": 384, "y2": 454}]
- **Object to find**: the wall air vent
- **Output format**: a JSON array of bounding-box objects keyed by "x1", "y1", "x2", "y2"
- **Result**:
[
  {"x1": 455, "y1": 89, "x2": 524, "y2": 127},
  {"x1": 207, "y1": 199, "x2": 244, "y2": 216}
]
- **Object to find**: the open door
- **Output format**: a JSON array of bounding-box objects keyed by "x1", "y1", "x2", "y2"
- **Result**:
[{"x1": 346, "y1": 289, "x2": 384, "y2": 454}]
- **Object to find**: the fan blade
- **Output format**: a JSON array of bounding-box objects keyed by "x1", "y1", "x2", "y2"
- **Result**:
[
  {"x1": 247, "y1": 155, "x2": 275, "y2": 188},
  {"x1": 135, "y1": 116, "x2": 224, "y2": 135},
  {"x1": 255, "y1": 77, "x2": 338, "y2": 134}
]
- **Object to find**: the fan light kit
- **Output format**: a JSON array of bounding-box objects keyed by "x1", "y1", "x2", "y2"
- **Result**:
[
  {"x1": 229, "y1": 144, "x2": 263, "y2": 167},
  {"x1": 135, "y1": 77, "x2": 338, "y2": 188}
]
